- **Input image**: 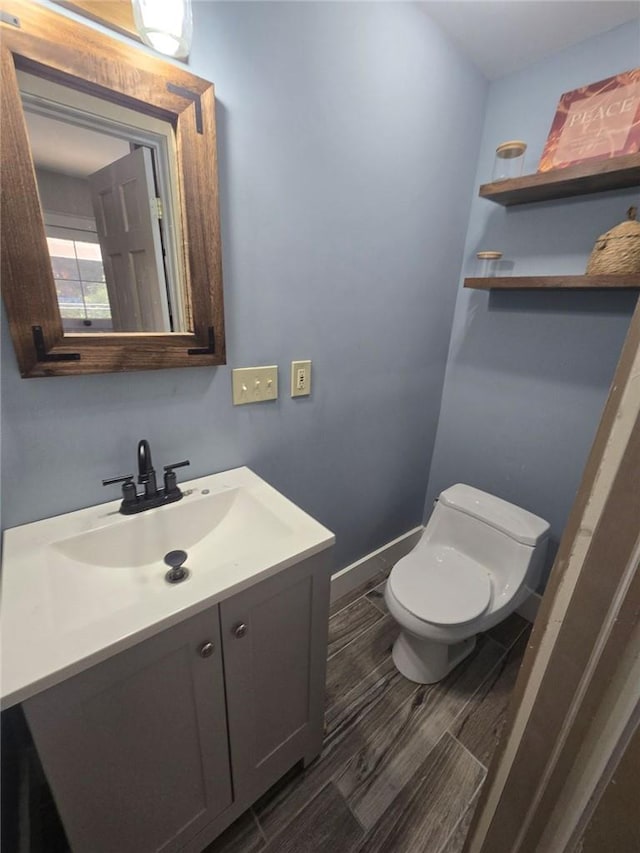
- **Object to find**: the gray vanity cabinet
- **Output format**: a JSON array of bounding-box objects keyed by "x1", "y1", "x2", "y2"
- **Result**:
[
  {"x1": 21, "y1": 549, "x2": 333, "y2": 853},
  {"x1": 220, "y1": 552, "x2": 331, "y2": 802},
  {"x1": 23, "y1": 607, "x2": 232, "y2": 853}
]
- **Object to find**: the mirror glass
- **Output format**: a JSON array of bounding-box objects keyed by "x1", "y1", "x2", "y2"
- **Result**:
[{"x1": 18, "y1": 71, "x2": 189, "y2": 335}]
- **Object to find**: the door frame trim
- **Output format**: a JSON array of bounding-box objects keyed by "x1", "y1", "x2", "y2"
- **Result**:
[{"x1": 465, "y1": 295, "x2": 640, "y2": 853}]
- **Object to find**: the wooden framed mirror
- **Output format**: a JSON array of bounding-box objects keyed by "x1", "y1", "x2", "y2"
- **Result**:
[
  {"x1": 1, "y1": 0, "x2": 226, "y2": 377},
  {"x1": 53, "y1": 2, "x2": 142, "y2": 42}
]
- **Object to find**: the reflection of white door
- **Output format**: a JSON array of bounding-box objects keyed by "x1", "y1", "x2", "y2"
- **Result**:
[{"x1": 89, "y1": 147, "x2": 170, "y2": 332}]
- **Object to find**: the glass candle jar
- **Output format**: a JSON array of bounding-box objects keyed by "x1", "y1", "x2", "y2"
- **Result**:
[
  {"x1": 492, "y1": 140, "x2": 527, "y2": 181},
  {"x1": 476, "y1": 251, "x2": 503, "y2": 277}
]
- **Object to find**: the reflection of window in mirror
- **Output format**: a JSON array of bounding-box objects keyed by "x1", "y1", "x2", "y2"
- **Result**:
[
  {"x1": 46, "y1": 228, "x2": 111, "y2": 331},
  {"x1": 18, "y1": 71, "x2": 189, "y2": 335}
]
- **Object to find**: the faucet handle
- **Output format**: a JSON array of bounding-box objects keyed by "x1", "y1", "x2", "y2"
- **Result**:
[
  {"x1": 163, "y1": 460, "x2": 190, "y2": 472},
  {"x1": 102, "y1": 475, "x2": 137, "y2": 505},
  {"x1": 102, "y1": 474, "x2": 135, "y2": 487},
  {"x1": 163, "y1": 460, "x2": 190, "y2": 495}
]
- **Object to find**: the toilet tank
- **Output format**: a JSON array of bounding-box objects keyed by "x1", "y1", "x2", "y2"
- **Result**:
[{"x1": 425, "y1": 484, "x2": 550, "y2": 595}]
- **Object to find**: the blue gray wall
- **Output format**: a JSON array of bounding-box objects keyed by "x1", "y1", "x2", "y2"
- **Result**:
[
  {"x1": 426, "y1": 21, "x2": 640, "y2": 589},
  {"x1": 1, "y1": 2, "x2": 486, "y2": 570}
]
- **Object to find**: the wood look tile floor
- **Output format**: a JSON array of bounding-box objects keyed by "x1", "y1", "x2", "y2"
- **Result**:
[{"x1": 206, "y1": 572, "x2": 531, "y2": 853}]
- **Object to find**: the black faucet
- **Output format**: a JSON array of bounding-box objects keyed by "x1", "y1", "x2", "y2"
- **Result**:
[
  {"x1": 137, "y1": 439, "x2": 158, "y2": 498},
  {"x1": 103, "y1": 439, "x2": 190, "y2": 515}
]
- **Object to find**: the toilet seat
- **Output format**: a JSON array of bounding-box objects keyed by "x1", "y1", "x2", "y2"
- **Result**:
[{"x1": 388, "y1": 546, "x2": 492, "y2": 626}]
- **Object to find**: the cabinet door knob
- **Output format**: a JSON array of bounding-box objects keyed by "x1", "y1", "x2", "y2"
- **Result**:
[
  {"x1": 199, "y1": 641, "x2": 214, "y2": 658},
  {"x1": 233, "y1": 623, "x2": 248, "y2": 639}
]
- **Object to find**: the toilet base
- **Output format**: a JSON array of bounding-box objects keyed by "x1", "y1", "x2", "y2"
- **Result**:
[{"x1": 391, "y1": 631, "x2": 476, "y2": 684}]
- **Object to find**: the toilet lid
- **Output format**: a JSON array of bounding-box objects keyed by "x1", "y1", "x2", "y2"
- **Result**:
[{"x1": 389, "y1": 546, "x2": 492, "y2": 626}]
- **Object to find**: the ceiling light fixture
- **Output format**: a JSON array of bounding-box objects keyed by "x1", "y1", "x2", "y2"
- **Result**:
[{"x1": 131, "y1": 0, "x2": 193, "y2": 60}]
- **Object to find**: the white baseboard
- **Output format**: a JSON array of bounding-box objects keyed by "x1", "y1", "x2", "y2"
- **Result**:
[
  {"x1": 330, "y1": 527, "x2": 423, "y2": 603},
  {"x1": 517, "y1": 592, "x2": 542, "y2": 624}
]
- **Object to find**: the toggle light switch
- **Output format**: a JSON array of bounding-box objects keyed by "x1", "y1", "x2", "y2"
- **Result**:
[{"x1": 232, "y1": 366, "x2": 278, "y2": 405}]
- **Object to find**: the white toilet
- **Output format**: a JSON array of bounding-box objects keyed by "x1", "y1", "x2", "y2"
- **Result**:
[{"x1": 385, "y1": 484, "x2": 550, "y2": 684}]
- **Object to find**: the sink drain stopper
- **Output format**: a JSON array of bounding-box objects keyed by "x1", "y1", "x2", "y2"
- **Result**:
[{"x1": 164, "y1": 550, "x2": 189, "y2": 584}]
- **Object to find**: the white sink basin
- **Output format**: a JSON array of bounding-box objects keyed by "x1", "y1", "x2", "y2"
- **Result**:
[
  {"x1": 52, "y1": 486, "x2": 291, "y2": 569},
  {"x1": 1, "y1": 467, "x2": 334, "y2": 709}
]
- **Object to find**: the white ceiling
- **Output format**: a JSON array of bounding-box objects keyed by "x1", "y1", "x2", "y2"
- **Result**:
[
  {"x1": 23, "y1": 110, "x2": 130, "y2": 178},
  {"x1": 422, "y1": 1, "x2": 640, "y2": 79}
]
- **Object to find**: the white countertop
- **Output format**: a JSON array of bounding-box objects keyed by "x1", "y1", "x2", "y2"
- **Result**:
[{"x1": 1, "y1": 467, "x2": 335, "y2": 709}]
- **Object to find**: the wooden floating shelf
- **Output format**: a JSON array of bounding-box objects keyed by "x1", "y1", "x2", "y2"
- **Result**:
[
  {"x1": 479, "y1": 154, "x2": 640, "y2": 206},
  {"x1": 465, "y1": 275, "x2": 640, "y2": 291}
]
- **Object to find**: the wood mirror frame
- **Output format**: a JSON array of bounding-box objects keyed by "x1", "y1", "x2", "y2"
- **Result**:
[
  {"x1": 53, "y1": 2, "x2": 142, "y2": 42},
  {"x1": 1, "y1": 0, "x2": 225, "y2": 377}
]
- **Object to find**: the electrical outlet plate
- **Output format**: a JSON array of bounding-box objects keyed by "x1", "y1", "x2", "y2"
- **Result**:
[
  {"x1": 232, "y1": 366, "x2": 278, "y2": 405},
  {"x1": 291, "y1": 360, "x2": 311, "y2": 397}
]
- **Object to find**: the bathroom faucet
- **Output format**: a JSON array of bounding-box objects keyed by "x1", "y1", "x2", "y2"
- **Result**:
[
  {"x1": 102, "y1": 439, "x2": 190, "y2": 515},
  {"x1": 137, "y1": 439, "x2": 158, "y2": 498}
]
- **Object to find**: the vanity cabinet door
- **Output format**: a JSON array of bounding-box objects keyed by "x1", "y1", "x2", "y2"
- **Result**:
[
  {"x1": 220, "y1": 551, "x2": 332, "y2": 803},
  {"x1": 23, "y1": 607, "x2": 232, "y2": 853}
]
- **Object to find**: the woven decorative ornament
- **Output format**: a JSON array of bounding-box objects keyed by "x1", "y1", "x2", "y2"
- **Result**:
[{"x1": 586, "y1": 206, "x2": 640, "y2": 276}]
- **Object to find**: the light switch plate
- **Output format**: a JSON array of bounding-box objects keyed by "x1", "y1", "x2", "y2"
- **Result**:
[
  {"x1": 291, "y1": 360, "x2": 311, "y2": 397},
  {"x1": 232, "y1": 366, "x2": 278, "y2": 405}
]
